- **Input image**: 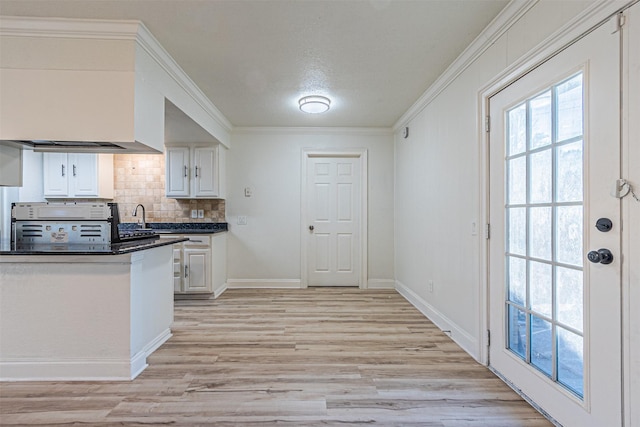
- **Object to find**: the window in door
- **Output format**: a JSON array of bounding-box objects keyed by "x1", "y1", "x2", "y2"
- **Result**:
[{"x1": 505, "y1": 72, "x2": 584, "y2": 398}]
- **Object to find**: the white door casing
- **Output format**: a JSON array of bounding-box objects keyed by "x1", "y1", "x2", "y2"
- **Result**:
[
  {"x1": 488, "y1": 19, "x2": 621, "y2": 427},
  {"x1": 301, "y1": 149, "x2": 367, "y2": 288}
]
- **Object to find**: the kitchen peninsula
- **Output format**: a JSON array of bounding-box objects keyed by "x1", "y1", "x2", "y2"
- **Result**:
[{"x1": 0, "y1": 237, "x2": 186, "y2": 381}]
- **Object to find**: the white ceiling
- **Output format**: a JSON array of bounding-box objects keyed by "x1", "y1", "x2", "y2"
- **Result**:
[{"x1": 0, "y1": 0, "x2": 509, "y2": 128}]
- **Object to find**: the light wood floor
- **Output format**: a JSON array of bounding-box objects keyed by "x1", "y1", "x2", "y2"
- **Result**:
[{"x1": 0, "y1": 288, "x2": 552, "y2": 426}]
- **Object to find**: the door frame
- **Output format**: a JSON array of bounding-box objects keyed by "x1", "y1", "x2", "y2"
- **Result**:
[
  {"x1": 477, "y1": 0, "x2": 632, "y2": 367},
  {"x1": 300, "y1": 148, "x2": 368, "y2": 289}
]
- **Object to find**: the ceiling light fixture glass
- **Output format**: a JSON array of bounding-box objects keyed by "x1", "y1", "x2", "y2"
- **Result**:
[{"x1": 299, "y1": 95, "x2": 331, "y2": 114}]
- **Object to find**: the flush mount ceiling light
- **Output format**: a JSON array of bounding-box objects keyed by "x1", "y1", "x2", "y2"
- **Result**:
[{"x1": 299, "y1": 95, "x2": 331, "y2": 114}]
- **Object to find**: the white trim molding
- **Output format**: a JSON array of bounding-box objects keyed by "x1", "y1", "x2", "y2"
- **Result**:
[
  {"x1": 300, "y1": 148, "x2": 369, "y2": 289},
  {"x1": 367, "y1": 279, "x2": 396, "y2": 289},
  {"x1": 395, "y1": 280, "x2": 479, "y2": 361},
  {"x1": 227, "y1": 279, "x2": 302, "y2": 289}
]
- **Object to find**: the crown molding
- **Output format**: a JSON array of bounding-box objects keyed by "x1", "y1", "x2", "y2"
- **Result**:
[
  {"x1": 0, "y1": 15, "x2": 232, "y2": 134},
  {"x1": 232, "y1": 126, "x2": 393, "y2": 136},
  {"x1": 394, "y1": 0, "x2": 635, "y2": 131},
  {"x1": 0, "y1": 15, "x2": 140, "y2": 39},
  {"x1": 134, "y1": 22, "x2": 232, "y2": 133},
  {"x1": 393, "y1": 0, "x2": 538, "y2": 130}
]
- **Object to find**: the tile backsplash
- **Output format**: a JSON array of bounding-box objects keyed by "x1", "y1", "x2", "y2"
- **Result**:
[{"x1": 113, "y1": 154, "x2": 225, "y2": 223}]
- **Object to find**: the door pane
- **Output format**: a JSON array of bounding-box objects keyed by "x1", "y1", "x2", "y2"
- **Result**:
[
  {"x1": 509, "y1": 103, "x2": 527, "y2": 155},
  {"x1": 508, "y1": 157, "x2": 526, "y2": 204},
  {"x1": 530, "y1": 261, "x2": 552, "y2": 317},
  {"x1": 508, "y1": 207, "x2": 526, "y2": 256},
  {"x1": 530, "y1": 91, "x2": 552, "y2": 149},
  {"x1": 557, "y1": 327, "x2": 584, "y2": 397},
  {"x1": 530, "y1": 149, "x2": 552, "y2": 203},
  {"x1": 556, "y1": 205, "x2": 583, "y2": 267},
  {"x1": 508, "y1": 304, "x2": 527, "y2": 359},
  {"x1": 529, "y1": 207, "x2": 552, "y2": 260},
  {"x1": 556, "y1": 74, "x2": 583, "y2": 142},
  {"x1": 508, "y1": 256, "x2": 526, "y2": 306},
  {"x1": 556, "y1": 266, "x2": 583, "y2": 332},
  {"x1": 530, "y1": 315, "x2": 553, "y2": 376},
  {"x1": 556, "y1": 141, "x2": 583, "y2": 202}
]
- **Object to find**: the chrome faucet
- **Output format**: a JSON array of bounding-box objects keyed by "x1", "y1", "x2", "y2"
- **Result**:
[{"x1": 132, "y1": 204, "x2": 146, "y2": 228}]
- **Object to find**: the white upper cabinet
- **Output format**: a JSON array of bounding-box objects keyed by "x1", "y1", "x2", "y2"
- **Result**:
[
  {"x1": 43, "y1": 153, "x2": 113, "y2": 199},
  {"x1": 165, "y1": 145, "x2": 223, "y2": 199}
]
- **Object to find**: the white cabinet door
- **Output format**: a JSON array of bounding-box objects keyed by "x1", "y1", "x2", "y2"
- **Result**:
[
  {"x1": 184, "y1": 248, "x2": 211, "y2": 293},
  {"x1": 165, "y1": 147, "x2": 190, "y2": 197},
  {"x1": 43, "y1": 153, "x2": 69, "y2": 197},
  {"x1": 193, "y1": 147, "x2": 218, "y2": 197},
  {"x1": 43, "y1": 153, "x2": 111, "y2": 198},
  {"x1": 70, "y1": 154, "x2": 99, "y2": 197}
]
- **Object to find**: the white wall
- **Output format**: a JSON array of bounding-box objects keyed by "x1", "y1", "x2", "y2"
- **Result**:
[
  {"x1": 394, "y1": 0, "x2": 597, "y2": 357},
  {"x1": 0, "y1": 149, "x2": 44, "y2": 242},
  {"x1": 227, "y1": 128, "x2": 394, "y2": 287}
]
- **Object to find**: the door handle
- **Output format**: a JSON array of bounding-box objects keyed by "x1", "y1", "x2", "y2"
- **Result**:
[
  {"x1": 309, "y1": 225, "x2": 314, "y2": 231},
  {"x1": 184, "y1": 165, "x2": 188, "y2": 177},
  {"x1": 72, "y1": 164, "x2": 77, "y2": 177},
  {"x1": 587, "y1": 248, "x2": 613, "y2": 265},
  {"x1": 184, "y1": 265, "x2": 188, "y2": 277},
  {"x1": 61, "y1": 164, "x2": 65, "y2": 177}
]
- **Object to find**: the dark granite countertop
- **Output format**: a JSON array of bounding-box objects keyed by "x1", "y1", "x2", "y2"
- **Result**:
[
  {"x1": 119, "y1": 222, "x2": 228, "y2": 234},
  {"x1": 0, "y1": 236, "x2": 188, "y2": 256}
]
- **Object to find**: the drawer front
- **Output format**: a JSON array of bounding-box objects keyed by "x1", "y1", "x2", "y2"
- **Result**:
[{"x1": 183, "y1": 235, "x2": 211, "y2": 247}]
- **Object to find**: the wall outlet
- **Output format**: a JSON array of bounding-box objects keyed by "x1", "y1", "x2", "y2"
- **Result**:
[
  {"x1": 197, "y1": 209, "x2": 204, "y2": 218},
  {"x1": 237, "y1": 215, "x2": 247, "y2": 225},
  {"x1": 428, "y1": 280, "x2": 434, "y2": 293},
  {"x1": 191, "y1": 209, "x2": 198, "y2": 219}
]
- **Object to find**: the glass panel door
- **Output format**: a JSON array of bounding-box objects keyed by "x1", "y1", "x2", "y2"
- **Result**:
[{"x1": 488, "y1": 17, "x2": 622, "y2": 426}]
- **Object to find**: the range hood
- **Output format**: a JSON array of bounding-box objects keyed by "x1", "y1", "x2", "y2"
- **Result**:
[
  {"x1": 0, "y1": 18, "x2": 166, "y2": 154},
  {"x1": 0, "y1": 16, "x2": 230, "y2": 154},
  {"x1": 0, "y1": 140, "x2": 155, "y2": 154}
]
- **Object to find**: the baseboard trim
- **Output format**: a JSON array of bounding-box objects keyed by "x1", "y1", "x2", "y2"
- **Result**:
[
  {"x1": 213, "y1": 282, "x2": 228, "y2": 298},
  {"x1": 0, "y1": 358, "x2": 133, "y2": 382},
  {"x1": 395, "y1": 280, "x2": 478, "y2": 360},
  {"x1": 0, "y1": 328, "x2": 172, "y2": 382},
  {"x1": 227, "y1": 279, "x2": 302, "y2": 289},
  {"x1": 367, "y1": 279, "x2": 396, "y2": 289}
]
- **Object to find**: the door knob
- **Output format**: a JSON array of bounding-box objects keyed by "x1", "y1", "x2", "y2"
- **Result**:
[
  {"x1": 309, "y1": 225, "x2": 314, "y2": 231},
  {"x1": 587, "y1": 248, "x2": 613, "y2": 265}
]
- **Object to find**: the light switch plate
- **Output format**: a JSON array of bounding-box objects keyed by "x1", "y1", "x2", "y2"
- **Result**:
[
  {"x1": 198, "y1": 210, "x2": 204, "y2": 218},
  {"x1": 191, "y1": 209, "x2": 198, "y2": 219}
]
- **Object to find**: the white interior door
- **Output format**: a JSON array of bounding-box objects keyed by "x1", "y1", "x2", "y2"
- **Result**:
[
  {"x1": 488, "y1": 19, "x2": 621, "y2": 427},
  {"x1": 305, "y1": 153, "x2": 362, "y2": 287}
]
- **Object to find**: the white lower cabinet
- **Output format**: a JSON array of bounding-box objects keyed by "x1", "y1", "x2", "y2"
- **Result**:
[
  {"x1": 162, "y1": 232, "x2": 227, "y2": 297},
  {"x1": 183, "y1": 247, "x2": 210, "y2": 292}
]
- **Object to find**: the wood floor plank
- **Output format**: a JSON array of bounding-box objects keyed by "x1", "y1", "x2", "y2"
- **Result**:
[{"x1": 0, "y1": 288, "x2": 552, "y2": 426}]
